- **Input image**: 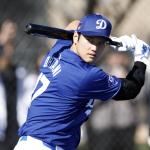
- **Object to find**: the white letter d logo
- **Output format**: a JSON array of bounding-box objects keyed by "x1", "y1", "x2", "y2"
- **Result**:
[{"x1": 96, "y1": 19, "x2": 107, "y2": 29}]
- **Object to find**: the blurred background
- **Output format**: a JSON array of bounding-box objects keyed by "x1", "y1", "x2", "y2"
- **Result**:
[{"x1": 0, "y1": 0, "x2": 150, "y2": 150}]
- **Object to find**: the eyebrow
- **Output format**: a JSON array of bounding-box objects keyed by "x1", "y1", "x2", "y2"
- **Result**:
[{"x1": 86, "y1": 36, "x2": 106, "y2": 43}]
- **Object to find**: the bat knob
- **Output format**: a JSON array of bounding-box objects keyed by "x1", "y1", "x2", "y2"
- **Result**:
[{"x1": 25, "y1": 24, "x2": 32, "y2": 34}]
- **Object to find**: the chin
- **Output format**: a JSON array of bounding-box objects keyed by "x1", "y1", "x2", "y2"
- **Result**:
[{"x1": 86, "y1": 59, "x2": 95, "y2": 64}]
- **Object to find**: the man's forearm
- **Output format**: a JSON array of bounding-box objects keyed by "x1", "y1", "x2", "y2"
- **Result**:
[{"x1": 113, "y1": 61, "x2": 146, "y2": 100}]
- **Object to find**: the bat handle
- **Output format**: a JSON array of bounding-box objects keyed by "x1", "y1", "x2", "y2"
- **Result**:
[{"x1": 111, "y1": 41, "x2": 123, "y2": 47}]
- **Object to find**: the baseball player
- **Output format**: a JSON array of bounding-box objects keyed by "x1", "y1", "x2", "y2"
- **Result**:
[{"x1": 13, "y1": 13, "x2": 150, "y2": 150}]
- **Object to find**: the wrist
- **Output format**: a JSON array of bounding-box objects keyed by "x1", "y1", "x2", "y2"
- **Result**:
[{"x1": 134, "y1": 55, "x2": 149, "y2": 65}]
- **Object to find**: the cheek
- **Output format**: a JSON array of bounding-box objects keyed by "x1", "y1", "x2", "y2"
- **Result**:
[
  {"x1": 96, "y1": 46, "x2": 105, "y2": 55},
  {"x1": 79, "y1": 40, "x2": 89, "y2": 49},
  {"x1": 77, "y1": 41, "x2": 89, "y2": 55}
]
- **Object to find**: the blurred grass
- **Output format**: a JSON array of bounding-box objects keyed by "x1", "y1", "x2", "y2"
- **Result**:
[
  {"x1": 136, "y1": 144, "x2": 149, "y2": 150},
  {"x1": 77, "y1": 144, "x2": 150, "y2": 150}
]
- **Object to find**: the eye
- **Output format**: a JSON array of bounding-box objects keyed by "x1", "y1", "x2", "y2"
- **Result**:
[
  {"x1": 86, "y1": 37, "x2": 93, "y2": 43},
  {"x1": 85, "y1": 36, "x2": 106, "y2": 46},
  {"x1": 86, "y1": 37, "x2": 98, "y2": 45},
  {"x1": 94, "y1": 40, "x2": 106, "y2": 46},
  {"x1": 98, "y1": 41, "x2": 107, "y2": 46}
]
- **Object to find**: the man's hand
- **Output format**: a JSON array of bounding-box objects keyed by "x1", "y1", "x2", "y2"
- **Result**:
[
  {"x1": 111, "y1": 35, "x2": 135, "y2": 51},
  {"x1": 132, "y1": 34, "x2": 150, "y2": 65},
  {"x1": 111, "y1": 34, "x2": 150, "y2": 65},
  {"x1": 65, "y1": 20, "x2": 80, "y2": 30}
]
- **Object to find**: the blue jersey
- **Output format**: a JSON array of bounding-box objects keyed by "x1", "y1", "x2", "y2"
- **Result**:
[{"x1": 18, "y1": 40, "x2": 121, "y2": 150}]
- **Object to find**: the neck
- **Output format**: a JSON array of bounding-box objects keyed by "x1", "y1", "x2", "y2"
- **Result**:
[{"x1": 70, "y1": 43, "x2": 78, "y2": 55}]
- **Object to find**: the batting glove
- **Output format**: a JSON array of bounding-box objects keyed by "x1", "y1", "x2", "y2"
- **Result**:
[
  {"x1": 131, "y1": 34, "x2": 150, "y2": 65},
  {"x1": 111, "y1": 35, "x2": 135, "y2": 52}
]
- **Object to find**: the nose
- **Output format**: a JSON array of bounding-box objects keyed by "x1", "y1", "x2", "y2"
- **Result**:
[{"x1": 90, "y1": 44, "x2": 96, "y2": 51}]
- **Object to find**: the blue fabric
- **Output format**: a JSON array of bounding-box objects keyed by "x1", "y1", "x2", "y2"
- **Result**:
[
  {"x1": 49, "y1": 14, "x2": 112, "y2": 43},
  {"x1": 18, "y1": 40, "x2": 121, "y2": 150},
  {"x1": 77, "y1": 13, "x2": 112, "y2": 38}
]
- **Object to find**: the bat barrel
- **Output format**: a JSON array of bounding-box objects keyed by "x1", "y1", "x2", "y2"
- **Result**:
[{"x1": 25, "y1": 23, "x2": 73, "y2": 40}]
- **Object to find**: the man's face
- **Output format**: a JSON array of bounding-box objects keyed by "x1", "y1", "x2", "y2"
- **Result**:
[{"x1": 75, "y1": 34, "x2": 106, "y2": 64}]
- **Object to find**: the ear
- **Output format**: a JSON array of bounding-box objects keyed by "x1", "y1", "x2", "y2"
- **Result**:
[{"x1": 73, "y1": 31, "x2": 79, "y2": 44}]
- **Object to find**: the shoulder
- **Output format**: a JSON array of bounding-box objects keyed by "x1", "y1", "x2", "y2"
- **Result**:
[
  {"x1": 84, "y1": 65, "x2": 108, "y2": 82},
  {"x1": 50, "y1": 39, "x2": 72, "y2": 52},
  {"x1": 82, "y1": 65, "x2": 120, "y2": 88}
]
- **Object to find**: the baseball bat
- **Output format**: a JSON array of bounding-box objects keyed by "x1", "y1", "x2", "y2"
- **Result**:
[{"x1": 25, "y1": 23, "x2": 122, "y2": 47}]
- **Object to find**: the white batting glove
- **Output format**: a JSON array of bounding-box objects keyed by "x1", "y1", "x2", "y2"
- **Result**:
[
  {"x1": 131, "y1": 34, "x2": 150, "y2": 65},
  {"x1": 111, "y1": 35, "x2": 135, "y2": 52}
]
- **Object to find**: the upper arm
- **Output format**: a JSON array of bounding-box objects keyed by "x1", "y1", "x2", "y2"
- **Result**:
[{"x1": 80, "y1": 67, "x2": 121, "y2": 100}]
